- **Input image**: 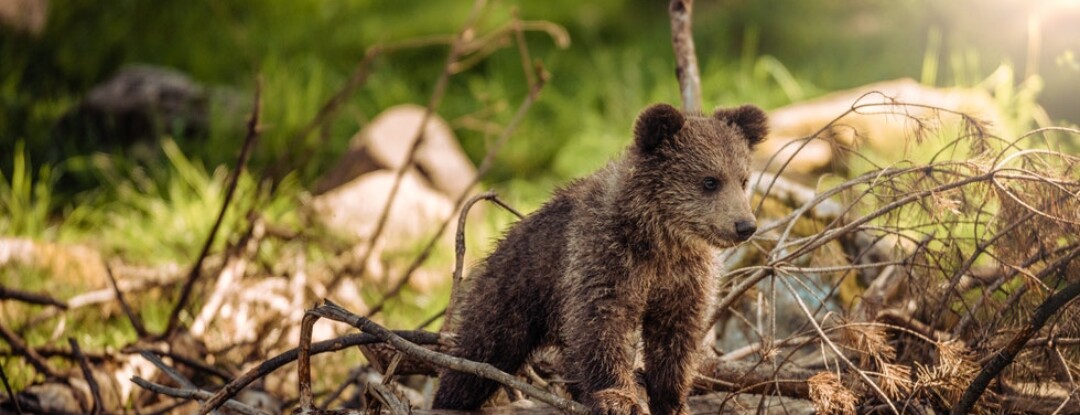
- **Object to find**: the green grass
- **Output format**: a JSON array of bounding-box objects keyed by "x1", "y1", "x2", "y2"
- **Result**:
[{"x1": 0, "y1": 0, "x2": 1072, "y2": 399}]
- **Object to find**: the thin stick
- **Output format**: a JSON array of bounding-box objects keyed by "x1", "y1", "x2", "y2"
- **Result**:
[
  {"x1": 68, "y1": 339, "x2": 103, "y2": 415},
  {"x1": 326, "y1": 0, "x2": 489, "y2": 293},
  {"x1": 0, "y1": 319, "x2": 55, "y2": 378},
  {"x1": 669, "y1": 0, "x2": 702, "y2": 113},
  {"x1": 0, "y1": 285, "x2": 67, "y2": 309},
  {"x1": 137, "y1": 350, "x2": 197, "y2": 389},
  {"x1": 198, "y1": 330, "x2": 440, "y2": 414},
  {"x1": 132, "y1": 377, "x2": 268, "y2": 415},
  {"x1": 123, "y1": 347, "x2": 233, "y2": 382},
  {"x1": 105, "y1": 264, "x2": 147, "y2": 338},
  {"x1": 164, "y1": 79, "x2": 263, "y2": 338},
  {"x1": 364, "y1": 67, "x2": 544, "y2": 318},
  {"x1": 270, "y1": 48, "x2": 381, "y2": 181},
  {"x1": 778, "y1": 276, "x2": 900, "y2": 415},
  {"x1": 319, "y1": 366, "x2": 364, "y2": 410},
  {"x1": 312, "y1": 299, "x2": 588, "y2": 415},
  {"x1": 297, "y1": 312, "x2": 318, "y2": 413},
  {"x1": 952, "y1": 250, "x2": 1080, "y2": 415},
  {"x1": 0, "y1": 364, "x2": 23, "y2": 415},
  {"x1": 444, "y1": 191, "x2": 498, "y2": 332}
]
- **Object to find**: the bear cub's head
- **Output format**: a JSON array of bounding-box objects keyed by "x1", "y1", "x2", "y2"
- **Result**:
[{"x1": 629, "y1": 103, "x2": 767, "y2": 247}]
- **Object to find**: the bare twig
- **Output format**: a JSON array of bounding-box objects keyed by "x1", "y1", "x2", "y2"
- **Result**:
[
  {"x1": 138, "y1": 350, "x2": 197, "y2": 391},
  {"x1": 778, "y1": 276, "x2": 900, "y2": 415},
  {"x1": 952, "y1": 251, "x2": 1080, "y2": 415},
  {"x1": 104, "y1": 264, "x2": 147, "y2": 338},
  {"x1": 132, "y1": 377, "x2": 268, "y2": 415},
  {"x1": 297, "y1": 311, "x2": 318, "y2": 413},
  {"x1": 443, "y1": 191, "x2": 524, "y2": 333},
  {"x1": 0, "y1": 364, "x2": 23, "y2": 415},
  {"x1": 326, "y1": 0, "x2": 489, "y2": 293},
  {"x1": 164, "y1": 79, "x2": 263, "y2": 338},
  {"x1": 68, "y1": 339, "x2": 103, "y2": 415},
  {"x1": 123, "y1": 346, "x2": 232, "y2": 382},
  {"x1": 0, "y1": 319, "x2": 56, "y2": 378},
  {"x1": 669, "y1": 0, "x2": 702, "y2": 113},
  {"x1": 0, "y1": 285, "x2": 67, "y2": 309},
  {"x1": 311, "y1": 299, "x2": 588, "y2": 415},
  {"x1": 364, "y1": 64, "x2": 546, "y2": 318},
  {"x1": 269, "y1": 48, "x2": 381, "y2": 182},
  {"x1": 198, "y1": 330, "x2": 440, "y2": 414}
]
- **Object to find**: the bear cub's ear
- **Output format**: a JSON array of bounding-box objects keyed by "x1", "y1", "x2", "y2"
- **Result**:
[
  {"x1": 714, "y1": 105, "x2": 768, "y2": 148},
  {"x1": 634, "y1": 103, "x2": 685, "y2": 153}
]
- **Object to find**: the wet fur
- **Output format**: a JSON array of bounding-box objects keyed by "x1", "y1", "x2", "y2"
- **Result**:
[{"x1": 433, "y1": 103, "x2": 767, "y2": 415}]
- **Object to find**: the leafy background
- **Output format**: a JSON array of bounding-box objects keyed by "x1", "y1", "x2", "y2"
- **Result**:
[{"x1": 1, "y1": 0, "x2": 1078, "y2": 394}]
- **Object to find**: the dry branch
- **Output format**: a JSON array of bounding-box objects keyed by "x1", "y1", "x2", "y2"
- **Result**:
[
  {"x1": 325, "y1": 0, "x2": 489, "y2": 294},
  {"x1": 68, "y1": 339, "x2": 103, "y2": 415},
  {"x1": 445, "y1": 191, "x2": 524, "y2": 334},
  {"x1": 410, "y1": 391, "x2": 814, "y2": 415},
  {"x1": 363, "y1": 61, "x2": 546, "y2": 318},
  {"x1": 0, "y1": 319, "x2": 56, "y2": 378},
  {"x1": 669, "y1": 0, "x2": 702, "y2": 113},
  {"x1": 310, "y1": 300, "x2": 589, "y2": 415},
  {"x1": 132, "y1": 377, "x2": 267, "y2": 415},
  {"x1": 104, "y1": 264, "x2": 147, "y2": 337},
  {"x1": 0, "y1": 285, "x2": 67, "y2": 309},
  {"x1": 198, "y1": 330, "x2": 440, "y2": 414},
  {"x1": 0, "y1": 364, "x2": 23, "y2": 415},
  {"x1": 164, "y1": 80, "x2": 263, "y2": 338},
  {"x1": 952, "y1": 251, "x2": 1080, "y2": 415}
]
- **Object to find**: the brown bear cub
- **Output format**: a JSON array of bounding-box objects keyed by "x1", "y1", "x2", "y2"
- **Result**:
[{"x1": 433, "y1": 103, "x2": 767, "y2": 415}]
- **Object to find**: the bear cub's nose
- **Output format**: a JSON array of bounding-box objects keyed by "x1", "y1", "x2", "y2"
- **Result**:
[{"x1": 734, "y1": 220, "x2": 757, "y2": 241}]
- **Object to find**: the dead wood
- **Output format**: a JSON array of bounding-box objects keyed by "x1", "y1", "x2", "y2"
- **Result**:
[
  {"x1": 0, "y1": 319, "x2": 56, "y2": 379},
  {"x1": 67, "y1": 339, "x2": 103, "y2": 415},
  {"x1": 0, "y1": 285, "x2": 67, "y2": 309},
  {"x1": 324, "y1": 0, "x2": 489, "y2": 294},
  {"x1": 411, "y1": 391, "x2": 815, "y2": 415},
  {"x1": 362, "y1": 58, "x2": 546, "y2": 319},
  {"x1": 668, "y1": 0, "x2": 702, "y2": 113},
  {"x1": 198, "y1": 331, "x2": 440, "y2": 414},
  {"x1": 952, "y1": 256, "x2": 1080, "y2": 415},
  {"x1": 164, "y1": 80, "x2": 262, "y2": 339},
  {"x1": 696, "y1": 358, "x2": 814, "y2": 398},
  {"x1": 310, "y1": 300, "x2": 588, "y2": 415},
  {"x1": 0, "y1": 365, "x2": 22, "y2": 415}
]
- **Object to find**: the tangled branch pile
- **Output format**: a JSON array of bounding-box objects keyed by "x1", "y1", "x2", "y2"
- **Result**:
[{"x1": 2, "y1": 1, "x2": 1078, "y2": 414}]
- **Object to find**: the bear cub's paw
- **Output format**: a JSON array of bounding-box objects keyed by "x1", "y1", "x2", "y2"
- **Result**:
[{"x1": 589, "y1": 388, "x2": 646, "y2": 415}]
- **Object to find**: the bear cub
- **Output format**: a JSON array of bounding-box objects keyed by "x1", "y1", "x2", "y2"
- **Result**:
[{"x1": 433, "y1": 103, "x2": 767, "y2": 415}]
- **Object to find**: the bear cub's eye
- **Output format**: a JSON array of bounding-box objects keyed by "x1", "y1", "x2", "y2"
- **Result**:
[
  {"x1": 742, "y1": 178, "x2": 749, "y2": 189},
  {"x1": 702, "y1": 177, "x2": 721, "y2": 192}
]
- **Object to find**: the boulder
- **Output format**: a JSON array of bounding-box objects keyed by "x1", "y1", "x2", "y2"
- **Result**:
[
  {"x1": 54, "y1": 65, "x2": 214, "y2": 150},
  {"x1": 758, "y1": 78, "x2": 1005, "y2": 174},
  {"x1": 315, "y1": 104, "x2": 476, "y2": 198},
  {"x1": 309, "y1": 170, "x2": 455, "y2": 248}
]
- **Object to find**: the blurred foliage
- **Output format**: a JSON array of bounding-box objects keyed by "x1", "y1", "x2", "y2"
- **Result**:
[
  {"x1": 1, "y1": 0, "x2": 1077, "y2": 394},
  {"x1": 1, "y1": 0, "x2": 1077, "y2": 334}
]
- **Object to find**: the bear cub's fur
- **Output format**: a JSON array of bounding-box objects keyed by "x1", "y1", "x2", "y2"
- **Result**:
[{"x1": 433, "y1": 103, "x2": 768, "y2": 415}]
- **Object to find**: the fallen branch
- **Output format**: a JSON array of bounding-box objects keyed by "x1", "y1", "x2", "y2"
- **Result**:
[
  {"x1": 952, "y1": 250, "x2": 1080, "y2": 415},
  {"x1": 326, "y1": 0, "x2": 489, "y2": 293},
  {"x1": 311, "y1": 299, "x2": 589, "y2": 415},
  {"x1": 198, "y1": 330, "x2": 440, "y2": 414},
  {"x1": 0, "y1": 285, "x2": 67, "y2": 309},
  {"x1": 164, "y1": 79, "x2": 263, "y2": 338},
  {"x1": 0, "y1": 364, "x2": 23, "y2": 415},
  {"x1": 0, "y1": 319, "x2": 56, "y2": 378},
  {"x1": 132, "y1": 377, "x2": 267, "y2": 415},
  {"x1": 363, "y1": 59, "x2": 546, "y2": 318},
  {"x1": 409, "y1": 391, "x2": 814, "y2": 415},
  {"x1": 68, "y1": 339, "x2": 103, "y2": 415}
]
